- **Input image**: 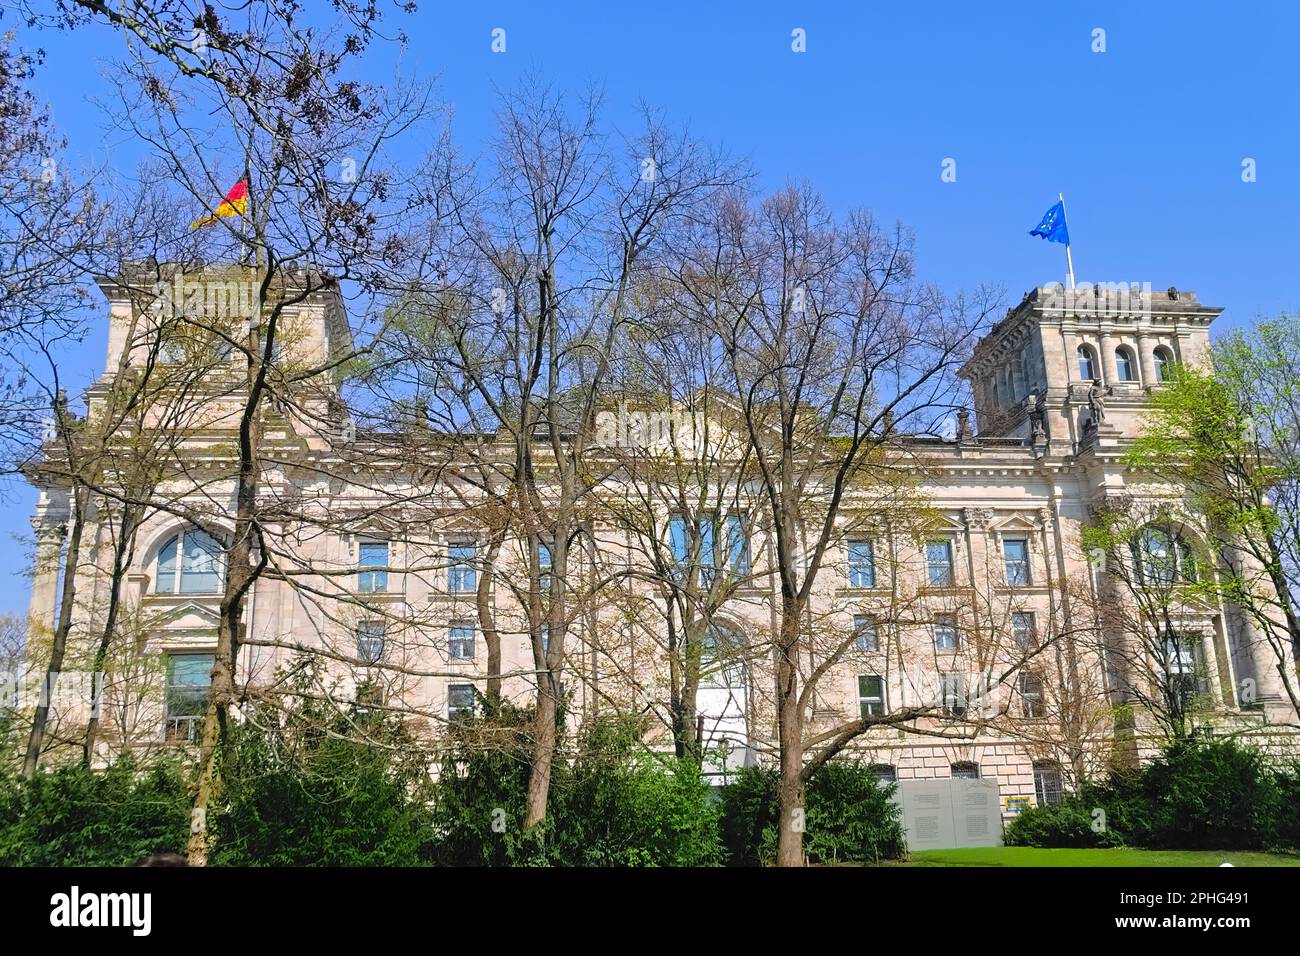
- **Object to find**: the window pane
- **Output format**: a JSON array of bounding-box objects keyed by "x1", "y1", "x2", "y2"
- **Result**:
[
  {"x1": 848, "y1": 539, "x2": 875, "y2": 588},
  {"x1": 449, "y1": 622, "x2": 476, "y2": 659},
  {"x1": 669, "y1": 514, "x2": 688, "y2": 567},
  {"x1": 356, "y1": 621, "x2": 385, "y2": 664},
  {"x1": 934, "y1": 616, "x2": 959, "y2": 650},
  {"x1": 1116, "y1": 349, "x2": 1134, "y2": 381},
  {"x1": 1011, "y1": 611, "x2": 1036, "y2": 647},
  {"x1": 926, "y1": 540, "x2": 953, "y2": 586},
  {"x1": 165, "y1": 653, "x2": 214, "y2": 719},
  {"x1": 941, "y1": 673, "x2": 966, "y2": 716},
  {"x1": 1154, "y1": 350, "x2": 1170, "y2": 382},
  {"x1": 156, "y1": 536, "x2": 178, "y2": 594},
  {"x1": 1078, "y1": 346, "x2": 1095, "y2": 380},
  {"x1": 1003, "y1": 538, "x2": 1030, "y2": 585},
  {"x1": 448, "y1": 543, "x2": 476, "y2": 593},
  {"x1": 951, "y1": 762, "x2": 980, "y2": 780},
  {"x1": 537, "y1": 541, "x2": 553, "y2": 592},
  {"x1": 448, "y1": 684, "x2": 475, "y2": 719},
  {"x1": 1020, "y1": 671, "x2": 1044, "y2": 718},
  {"x1": 1177, "y1": 539, "x2": 1197, "y2": 583},
  {"x1": 358, "y1": 541, "x2": 389, "y2": 593},
  {"x1": 871, "y1": 764, "x2": 897, "y2": 785},
  {"x1": 853, "y1": 614, "x2": 879, "y2": 652},
  {"x1": 180, "y1": 531, "x2": 222, "y2": 593},
  {"x1": 1034, "y1": 762, "x2": 1064, "y2": 806},
  {"x1": 858, "y1": 674, "x2": 885, "y2": 716},
  {"x1": 727, "y1": 515, "x2": 751, "y2": 576}
]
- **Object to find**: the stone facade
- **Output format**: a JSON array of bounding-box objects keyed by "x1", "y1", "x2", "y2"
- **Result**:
[{"x1": 23, "y1": 276, "x2": 1299, "y2": 815}]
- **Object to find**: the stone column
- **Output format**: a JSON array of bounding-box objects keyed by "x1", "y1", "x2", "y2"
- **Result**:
[
  {"x1": 1137, "y1": 334, "x2": 1157, "y2": 387},
  {"x1": 1100, "y1": 332, "x2": 1118, "y2": 385},
  {"x1": 27, "y1": 488, "x2": 70, "y2": 639}
]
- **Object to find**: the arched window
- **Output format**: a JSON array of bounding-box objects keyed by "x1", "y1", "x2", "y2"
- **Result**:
[
  {"x1": 1033, "y1": 760, "x2": 1064, "y2": 806},
  {"x1": 155, "y1": 528, "x2": 224, "y2": 594},
  {"x1": 1131, "y1": 527, "x2": 1198, "y2": 586},
  {"x1": 1115, "y1": 347, "x2": 1137, "y2": 381},
  {"x1": 950, "y1": 761, "x2": 980, "y2": 780},
  {"x1": 1077, "y1": 345, "x2": 1097, "y2": 381},
  {"x1": 1153, "y1": 346, "x2": 1174, "y2": 382}
]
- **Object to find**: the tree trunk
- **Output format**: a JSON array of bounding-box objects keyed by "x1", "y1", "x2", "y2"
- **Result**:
[
  {"x1": 187, "y1": 276, "x2": 267, "y2": 864},
  {"x1": 774, "y1": 607, "x2": 805, "y2": 867},
  {"x1": 477, "y1": 533, "x2": 504, "y2": 706},
  {"x1": 523, "y1": 672, "x2": 558, "y2": 829},
  {"x1": 186, "y1": 486, "x2": 254, "y2": 865}
]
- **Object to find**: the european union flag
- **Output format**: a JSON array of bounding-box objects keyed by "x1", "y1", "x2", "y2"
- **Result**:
[{"x1": 1030, "y1": 201, "x2": 1069, "y2": 245}]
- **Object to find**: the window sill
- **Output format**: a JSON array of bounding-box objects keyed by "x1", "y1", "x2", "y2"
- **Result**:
[{"x1": 355, "y1": 590, "x2": 406, "y2": 603}]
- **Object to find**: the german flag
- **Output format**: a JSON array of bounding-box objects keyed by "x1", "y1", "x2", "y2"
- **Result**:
[{"x1": 190, "y1": 178, "x2": 249, "y2": 229}]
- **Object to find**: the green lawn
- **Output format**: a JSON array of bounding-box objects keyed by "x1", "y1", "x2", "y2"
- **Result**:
[{"x1": 897, "y1": 847, "x2": 1300, "y2": 867}]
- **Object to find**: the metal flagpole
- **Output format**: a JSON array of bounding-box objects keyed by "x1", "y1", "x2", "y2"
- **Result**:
[{"x1": 1059, "y1": 191, "x2": 1076, "y2": 290}]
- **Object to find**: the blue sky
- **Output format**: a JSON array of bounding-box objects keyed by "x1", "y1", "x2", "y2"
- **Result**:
[{"x1": 3, "y1": 1, "x2": 1298, "y2": 613}]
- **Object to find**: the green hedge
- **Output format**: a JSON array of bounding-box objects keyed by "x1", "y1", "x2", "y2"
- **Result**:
[
  {"x1": 719, "y1": 761, "x2": 905, "y2": 865},
  {"x1": 210, "y1": 709, "x2": 439, "y2": 866},
  {"x1": 0, "y1": 756, "x2": 190, "y2": 866},
  {"x1": 1006, "y1": 737, "x2": 1298, "y2": 852},
  {"x1": 428, "y1": 709, "x2": 723, "y2": 866}
]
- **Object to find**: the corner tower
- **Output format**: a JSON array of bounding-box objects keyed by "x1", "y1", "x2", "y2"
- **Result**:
[{"x1": 959, "y1": 283, "x2": 1222, "y2": 454}]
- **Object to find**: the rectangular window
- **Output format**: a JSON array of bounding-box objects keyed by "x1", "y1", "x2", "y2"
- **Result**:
[
  {"x1": 871, "y1": 764, "x2": 897, "y2": 785},
  {"x1": 858, "y1": 674, "x2": 886, "y2": 717},
  {"x1": 940, "y1": 672, "x2": 966, "y2": 717},
  {"x1": 926, "y1": 540, "x2": 954, "y2": 587},
  {"x1": 669, "y1": 513, "x2": 688, "y2": 567},
  {"x1": 726, "y1": 514, "x2": 751, "y2": 577},
  {"x1": 358, "y1": 541, "x2": 388, "y2": 593},
  {"x1": 698, "y1": 514, "x2": 716, "y2": 587},
  {"x1": 669, "y1": 512, "x2": 717, "y2": 585},
  {"x1": 1034, "y1": 762, "x2": 1064, "y2": 807},
  {"x1": 449, "y1": 621, "x2": 476, "y2": 660},
  {"x1": 448, "y1": 684, "x2": 475, "y2": 721},
  {"x1": 165, "y1": 653, "x2": 214, "y2": 742},
  {"x1": 853, "y1": 614, "x2": 879, "y2": 652},
  {"x1": 848, "y1": 539, "x2": 876, "y2": 588},
  {"x1": 1011, "y1": 611, "x2": 1036, "y2": 648},
  {"x1": 448, "y1": 543, "x2": 477, "y2": 593},
  {"x1": 950, "y1": 761, "x2": 980, "y2": 780},
  {"x1": 1003, "y1": 538, "x2": 1031, "y2": 586},
  {"x1": 1165, "y1": 633, "x2": 1202, "y2": 703},
  {"x1": 1020, "y1": 671, "x2": 1045, "y2": 718},
  {"x1": 933, "y1": 614, "x2": 960, "y2": 651},
  {"x1": 356, "y1": 621, "x2": 385, "y2": 664}
]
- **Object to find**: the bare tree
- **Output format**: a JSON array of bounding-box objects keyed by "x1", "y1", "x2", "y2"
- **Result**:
[{"x1": 668, "y1": 185, "x2": 1004, "y2": 864}]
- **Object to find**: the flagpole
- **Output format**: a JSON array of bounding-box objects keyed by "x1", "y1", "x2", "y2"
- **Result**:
[{"x1": 1059, "y1": 191, "x2": 1076, "y2": 290}]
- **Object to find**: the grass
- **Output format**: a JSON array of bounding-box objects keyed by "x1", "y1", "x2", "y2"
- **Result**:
[{"x1": 897, "y1": 846, "x2": 1300, "y2": 867}]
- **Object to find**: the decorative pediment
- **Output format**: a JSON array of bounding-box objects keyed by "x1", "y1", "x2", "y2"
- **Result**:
[
  {"x1": 989, "y1": 512, "x2": 1042, "y2": 534},
  {"x1": 145, "y1": 599, "x2": 222, "y2": 632}
]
